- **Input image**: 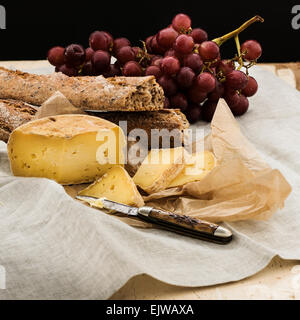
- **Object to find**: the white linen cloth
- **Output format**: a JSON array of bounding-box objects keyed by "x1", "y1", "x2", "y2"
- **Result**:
[{"x1": 0, "y1": 66, "x2": 300, "y2": 299}]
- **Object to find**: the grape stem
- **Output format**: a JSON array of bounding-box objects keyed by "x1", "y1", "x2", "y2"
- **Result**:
[
  {"x1": 212, "y1": 15, "x2": 264, "y2": 47},
  {"x1": 234, "y1": 35, "x2": 243, "y2": 70}
]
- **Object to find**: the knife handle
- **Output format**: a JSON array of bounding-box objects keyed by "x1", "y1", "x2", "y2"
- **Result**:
[{"x1": 138, "y1": 207, "x2": 232, "y2": 244}]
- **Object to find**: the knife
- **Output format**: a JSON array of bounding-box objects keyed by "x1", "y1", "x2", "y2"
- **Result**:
[{"x1": 76, "y1": 196, "x2": 233, "y2": 244}]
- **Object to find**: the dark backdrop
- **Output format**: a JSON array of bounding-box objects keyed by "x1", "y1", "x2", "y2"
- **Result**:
[{"x1": 0, "y1": 0, "x2": 299, "y2": 62}]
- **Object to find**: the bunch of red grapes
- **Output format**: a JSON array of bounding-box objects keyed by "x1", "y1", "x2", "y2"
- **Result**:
[{"x1": 47, "y1": 13, "x2": 262, "y2": 123}]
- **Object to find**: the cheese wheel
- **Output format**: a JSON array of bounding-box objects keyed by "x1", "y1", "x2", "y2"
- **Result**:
[{"x1": 7, "y1": 114, "x2": 126, "y2": 185}]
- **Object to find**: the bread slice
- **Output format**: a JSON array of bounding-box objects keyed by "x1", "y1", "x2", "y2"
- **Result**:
[{"x1": 0, "y1": 67, "x2": 164, "y2": 112}]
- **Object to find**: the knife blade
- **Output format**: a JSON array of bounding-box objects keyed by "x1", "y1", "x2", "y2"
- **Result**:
[{"x1": 76, "y1": 196, "x2": 233, "y2": 244}]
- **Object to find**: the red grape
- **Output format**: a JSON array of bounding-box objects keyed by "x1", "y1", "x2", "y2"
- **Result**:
[
  {"x1": 123, "y1": 61, "x2": 143, "y2": 76},
  {"x1": 151, "y1": 35, "x2": 166, "y2": 55},
  {"x1": 241, "y1": 40, "x2": 262, "y2": 61},
  {"x1": 145, "y1": 65, "x2": 162, "y2": 78},
  {"x1": 191, "y1": 28, "x2": 208, "y2": 44},
  {"x1": 230, "y1": 94, "x2": 249, "y2": 116},
  {"x1": 58, "y1": 64, "x2": 78, "y2": 77},
  {"x1": 224, "y1": 90, "x2": 240, "y2": 108},
  {"x1": 186, "y1": 104, "x2": 202, "y2": 124},
  {"x1": 202, "y1": 100, "x2": 218, "y2": 122},
  {"x1": 81, "y1": 61, "x2": 95, "y2": 76},
  {"x1": 164, "y1": 49, "x2": 176, "y2": 57},
  {"x1": 92, "y1": 50, "x2": 111, "y2": 73},
  {"x1": 151, "y1": 56, "x2": 163, "y2": 67},
  {"x1": 47, "y1": 46, "x2": 65, "y2": 67},
  {"x1": 176, "y1": 67, "x2": 195, "y2": 88},
  {"x1": 174, "y1": 35, "x2": 194, "y2": 55},
  {"x1": 113, "y1": 38, "x2": 131, "y2": 55},
  {"x1": 85, "y1": 47, "x2": 94, "y2": 62},
  {"x1": 157, "y1": 28, "x2": 179, "y2": 49},
  {"x1": 164, "y1": 96, "x2": 170, "y2": 108},
  {"x1": 161, "y1": 56, "x2": 180, "y2": 75},
  {"x1": 64, "y1": 44, "x2": 86, "y2": 67},
  {"x1": 103, "y1": 64, "x2": 121, "y2": 77},
  {"x1": 225, "y1": 70, "x2": 248, "y2": 90},
  {"x1": 242, "y1": 76, "x2": 258, "y2": 97},
  {"x1": 170, "y1": 93, "x2": 188, "y2": 111},
  {"x1": 172, "y1": 13, "x2": 192, "y2": 32},
  {"x1": 145, "y1": 36, "x2": 153, "y2": 53},
  {"x1": 116, "y1": 46, "x2": 135, "y2": 65},
  {"x1": 183, "y1": 53, "x2": 203, "y2": 73},
  {"x1": 104, "y1": 32, "x2": 114, "y2": 48},
  {"x1": 188, "y1": 85, "x2": 207, "y2": 103},
  {"x1": 158, "y1": 75, "x2": 178, "y2": 96},
  {"x1": 199, "y1": 41, "x2": 220, "y2": 61},
  {"x1": 207, "y1": 80, "x2": 224, "y2": 102},
  {"x1": 217, "y1": 59, "x2": 235, "y2": 75},
  {"x1": 89, "y1": 31, "x2": 113, "y2": 52},
  {"x1": 195, "y1": 72, "x2": 216, "y2": 93}
]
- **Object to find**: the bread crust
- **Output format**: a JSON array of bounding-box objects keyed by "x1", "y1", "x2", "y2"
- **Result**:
[
  {"x1": 90, "y1": 109, "x2": 189, "y2": 148},
  {"x1": 0, "y1": 67, "x2": 164, "y2": 111},
  {"x1": 0, "y1": 99, "x2": 37, "y2": 142}
]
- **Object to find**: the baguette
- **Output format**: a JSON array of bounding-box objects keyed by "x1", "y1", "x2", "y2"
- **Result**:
[
  {"x1": 0, "y1": 99, "x2": 37, "y2": 142},
  {"x1": 0, "y1": 67, "x2": 164, "y2": 112}
]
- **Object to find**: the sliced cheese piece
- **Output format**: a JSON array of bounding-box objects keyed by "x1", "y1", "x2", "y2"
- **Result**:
[
  {"x1": 78, "y1": 166, "x2": 144, "y2": 207},
  {"x1": 133, "y1": 147, "x2": 186, "y2": 194},
  {"x1": 168, "y1": 151, "x2": 215, "y2": 188},
  {"x1": 7, "y1": 114, "x2": 126, "y2": 185}
]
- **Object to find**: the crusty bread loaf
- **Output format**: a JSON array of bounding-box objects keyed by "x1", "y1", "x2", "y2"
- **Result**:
[
  {"x1": 0, "y1": 67, "x2": 164, "y2": 112},
  {"x1": 0, "y1": 99, "x2": 189, "y2": 147},
  {"x1": 0, "y1": 99, "x2": 37, "y2": 142},
  {"x1": 89, "y1": 109, "x2": 189, "y2": 148},
  {"x1": 90, "y1": 109, "x2": 189, "y2": 133}
]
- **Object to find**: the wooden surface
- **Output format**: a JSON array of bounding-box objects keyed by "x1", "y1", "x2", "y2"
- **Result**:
[{"x1": 1, "y1": 60, "x2": 299, "y2": 300}]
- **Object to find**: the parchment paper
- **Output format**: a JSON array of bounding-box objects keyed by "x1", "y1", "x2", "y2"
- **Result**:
[{"x1": 36, "y1": 91, "x2": 291, "y2": 225}]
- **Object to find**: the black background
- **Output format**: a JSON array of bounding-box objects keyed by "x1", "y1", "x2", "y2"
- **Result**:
[{"x1": 0, "y1": 0, "x2": 299, "y2": 62}]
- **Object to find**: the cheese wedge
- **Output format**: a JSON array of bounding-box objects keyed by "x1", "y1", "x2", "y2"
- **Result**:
[
  {"x1": 78, "y1": 166, "x2": 144, "y2": 207},
  {"x1": 168, "y1": 151, "x2": 215, "y2": 188},
  {"x1": 133, "y1": 147, "x2": 186, "y2": 194},
  {"x1": 7, "y1": 115, "x2": 126, "y2": 185}
]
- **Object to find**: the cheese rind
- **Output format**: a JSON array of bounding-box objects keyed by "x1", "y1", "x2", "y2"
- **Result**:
[
  {"x1": 78, "y1": 166, "x2": 144, "y2": 207},
  {"x1": 133, "y1": 147, "x2": 186, "y2": 194},
  {"x1": 7, "y1": 115, "x2": 126, "y2": 185},
  {"x1": 168, "y1": 151, "x2": 215, "y2": 188}
]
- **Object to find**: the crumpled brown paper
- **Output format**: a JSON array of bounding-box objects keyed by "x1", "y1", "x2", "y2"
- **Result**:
[
  {"x1": 35, "y1": 91, "x2": 85, "y2": 118},
  {"x1": 37, "y1": 92, "x2": 292, "y2": 226}
]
